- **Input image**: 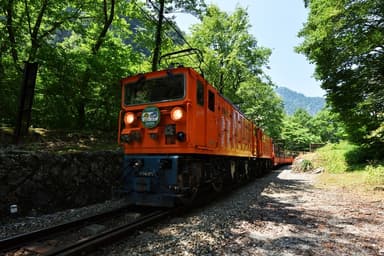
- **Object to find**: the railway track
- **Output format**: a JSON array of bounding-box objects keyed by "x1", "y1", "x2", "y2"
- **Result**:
[{"x1": 0, "y1": 205, "x2": 173, "y2": 256}]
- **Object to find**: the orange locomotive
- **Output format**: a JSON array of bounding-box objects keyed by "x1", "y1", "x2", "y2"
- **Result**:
[{"x1": 118, "y1": 66, "x2": 292, "y2": 207}]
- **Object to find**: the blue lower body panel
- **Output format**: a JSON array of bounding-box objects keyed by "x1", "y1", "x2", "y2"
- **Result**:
[
  {"x1": 122, "y1": 155, "x2": 180, "y2": 207},
  {"x1": 126, "y1": 192, "x2": 176, "y2": 208}
]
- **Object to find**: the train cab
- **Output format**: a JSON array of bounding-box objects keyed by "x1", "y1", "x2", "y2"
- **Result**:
[{"x1": 118, "y1": 67, "x2": 217, "y2": 206}]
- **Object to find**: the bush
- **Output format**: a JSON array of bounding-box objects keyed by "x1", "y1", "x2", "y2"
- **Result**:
[
  {"x1": 316, "y1": 141, "x2": 359, "y2": 173},
  {"x1": 292, "y1": 158, "x2": 314, "y2": 172},
  {"x1": 365, "y1": 163, "x2": 384, "y2": 185}
]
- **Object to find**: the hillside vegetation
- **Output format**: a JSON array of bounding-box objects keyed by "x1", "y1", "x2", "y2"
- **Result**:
[{"x1": 299, "y1": 141, "x2": 384, "y2": 192}]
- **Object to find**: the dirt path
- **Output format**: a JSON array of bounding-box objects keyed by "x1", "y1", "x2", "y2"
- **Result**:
[{"x1": 245, "y1": 168, "x2": 384, "y2": 255}]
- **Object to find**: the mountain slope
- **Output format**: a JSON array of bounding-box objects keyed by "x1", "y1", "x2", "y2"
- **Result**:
[{"x1": 275, "y1": 87, "x2": 325, "y2": 116}]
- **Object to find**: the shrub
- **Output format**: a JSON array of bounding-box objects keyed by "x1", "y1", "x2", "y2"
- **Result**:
[
  {"x1": 292, "y1": 158, "x2": 314, "y2": 172},
  {"x1": 365, "y1": 163, "x2": 384, "y2": 185}
]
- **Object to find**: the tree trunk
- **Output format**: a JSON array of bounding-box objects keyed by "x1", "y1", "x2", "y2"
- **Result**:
[
  {"x1": 152, "y1": 0, "x2": 165, "y2": 71},
  {"x1": 76, "y1": 101, "x2": 86, "y2": 129},
  {"x1": 77, "y1": 0, "x2": 115, "y2": 128},
  {"x1": 14, "y1": 62, "x2": 38, "y2": 143}
]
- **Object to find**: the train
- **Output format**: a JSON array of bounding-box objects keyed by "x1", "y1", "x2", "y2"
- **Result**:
[{"x1": 118, "y1": 64, "x2": 293, "y2": 207}]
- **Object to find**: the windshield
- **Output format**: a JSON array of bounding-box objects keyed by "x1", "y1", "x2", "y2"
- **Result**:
[{"x1": 124, "y1": 74, "x2": 185, "y2": 105}]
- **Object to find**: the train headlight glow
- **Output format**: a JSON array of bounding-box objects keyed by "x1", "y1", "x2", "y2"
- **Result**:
[
  {"x1": 124, "y1": 112, "x2": 135, "y2": 125},
  {"x1": 170, "y1": 107, "x2": 184, "y2": 121}
]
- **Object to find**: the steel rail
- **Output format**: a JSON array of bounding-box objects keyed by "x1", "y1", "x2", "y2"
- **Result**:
[
  {"x1": 44, "y1": 209, "x2": 172, "y2": 256},
  {"x1": 0, "y1": 203, "x2": 132, "y2": 252}
]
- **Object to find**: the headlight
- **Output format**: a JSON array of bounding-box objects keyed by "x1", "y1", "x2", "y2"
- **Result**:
[
  {"x1": 170, "y1": 107, "x2": 184, "y2": 121},
  {"x1": 177, "y1": 132, "x2": 186, "y2": 141},
  {"x1": 124, "y1": 112, "x2": 135, "y2": 125}
]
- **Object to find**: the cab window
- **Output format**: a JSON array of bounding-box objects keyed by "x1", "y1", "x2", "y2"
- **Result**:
[
  {"x1": 208, "y1": 90, "x2": 215, "y2": 112},
  {"x1": 197, "y1": 80, "x2": 204, "y2": 106}
]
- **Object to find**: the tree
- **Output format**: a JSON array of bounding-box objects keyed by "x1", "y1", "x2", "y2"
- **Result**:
[
  {"x1": 312, "y1": 108, "x2": 346, "y2": 143},
  {"x1": 189, "y1": 5, "x2": 271, "y2": 103},
  {"x1": 34, "y1": 0, "x2": 151, "y2": 130},
  {"x1": 187, "y1": 5, "x2": 283, "y2": 136},
  {"x1": 0, "y1": 0, "x2": 85, "y2": 137},
  {"x1": 74, "y1": 0, "x2": 116, "y2": 128},
  {"x1": 146, "y1": 0, "x2": 206, "y2": 71},
  {"x1": 237, "y1": 79, "x2": 284, "y2": 138},
  {"x1": 281, "y1": 109, "x2": 321, "y2": 151},
  {"x1": 297, "y1": 0, "x2": 384, "y2": 156},
  {"x1": 291, "y1": 109, "x2": 312, "y2": 129},
  {"x1": 280, "y1": 107, "x2": 346, "y2": 150},
  {"x1": 281, "y1": 118, "x2": 313, "y2": 151}
]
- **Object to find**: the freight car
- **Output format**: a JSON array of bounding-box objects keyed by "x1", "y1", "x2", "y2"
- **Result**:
[{"x1": 118, "y1": 66, "x2": 293, "y2": 207}]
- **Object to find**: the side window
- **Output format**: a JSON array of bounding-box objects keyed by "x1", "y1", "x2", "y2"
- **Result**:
[
  {"x1": 208, "y1": 90, "x2": 215, "y2": 112},
  {"x1": 197, "y1": 80, "x2": 204, "y2": 106}
]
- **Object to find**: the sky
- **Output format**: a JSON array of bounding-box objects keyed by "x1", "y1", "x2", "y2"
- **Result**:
[{"x1": 174, "y1": 0, "x2": 325, "y2": 97}]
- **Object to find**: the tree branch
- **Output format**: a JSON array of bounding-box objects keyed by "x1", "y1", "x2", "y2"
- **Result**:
[
  {"x1": 28, "y1": 0, "x2": 49, "y2": 60},
  {"x1": 92, "y1": 0, "x2": 115, "y2": 54},
  {"x1": 5, "y1": 0, "x2": 20, "y2": 68},
  {"x1": 23, "y1": 0, "x2": 32, "y2": 36},
  {"x1": 39, "y1": 6, "x2": 82, "y2": 39}
]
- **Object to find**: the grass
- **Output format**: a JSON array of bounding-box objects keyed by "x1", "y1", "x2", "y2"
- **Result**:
[
  {"x1": 300, "y1": 141, "x2": 384, "y2": 193},
  {"x1": 315, "y1": 141, "x2": 359, "y2": 173}
]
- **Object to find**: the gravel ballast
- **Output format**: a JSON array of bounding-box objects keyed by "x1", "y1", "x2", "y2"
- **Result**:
[{"x1": 100, "y1": 166, "x2": 384, "y2": 256}]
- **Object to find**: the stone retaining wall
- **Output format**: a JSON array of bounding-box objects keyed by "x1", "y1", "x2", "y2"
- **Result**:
[{"x1": 0, "y1": 150, "x2": 123, "y2": 217}]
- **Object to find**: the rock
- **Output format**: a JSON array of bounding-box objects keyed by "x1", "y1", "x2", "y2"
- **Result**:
[
  {"x1": 0, "y1": 150, "x2": 123, "y2": 217},
  {"x1": 312, "y1": 167, "x2": 324, "y2": 174}
]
